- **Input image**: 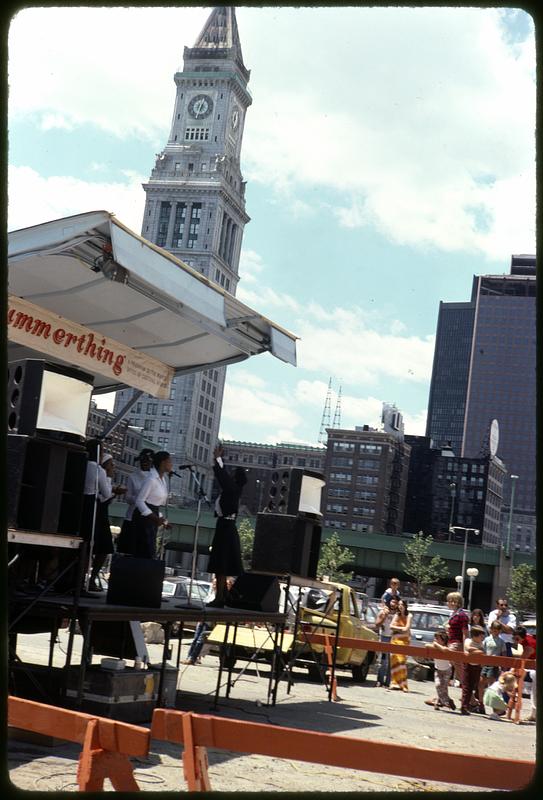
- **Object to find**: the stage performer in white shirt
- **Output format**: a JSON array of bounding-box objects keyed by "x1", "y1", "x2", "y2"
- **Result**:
[
  {"x1": 206, "y1": 445, "x2": 247, "y2": 608},
  {"x1": 129, "y1": 451, "x2": 172, "y2": 558},
  {"x1": 116, "y1": 448, "x2": 154, "y2": 554}
]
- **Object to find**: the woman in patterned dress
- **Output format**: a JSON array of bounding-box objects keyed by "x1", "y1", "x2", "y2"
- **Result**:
[{"x1": 389, "y1": 598, "x2": 412, "y2": 692}]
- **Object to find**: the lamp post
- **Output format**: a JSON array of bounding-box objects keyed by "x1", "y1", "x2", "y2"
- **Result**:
[
  {"x1": 450, "y1": 526, "x2": 480, "y2": 599},
  {"x1": 466, "y1": 567, "x2": 479, "y2": 611},
  {"x1": 448, "y1": 483, "x2": 456, "y2": 540},
  {"x1": 455, "y1": 575, "x2": 463, "y2": 592},
  {"x1": 505, "y1": 474, "x2": 519, "y2": 559}
]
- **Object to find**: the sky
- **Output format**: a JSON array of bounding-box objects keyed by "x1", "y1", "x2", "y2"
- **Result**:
[{"x1": 7, "y1": 5, "x2": 536, "y2": 447}]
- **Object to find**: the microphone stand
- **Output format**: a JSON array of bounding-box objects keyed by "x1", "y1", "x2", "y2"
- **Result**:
[
  {"x1": 84, "y1": 437, "x2": 102, "y2": 592},
  {"x1": 158, "y1": 473, "x2": 171, "y2": 561},
  {"x1": 176, "y1": 468, "x2": 211, "y2": 609}
]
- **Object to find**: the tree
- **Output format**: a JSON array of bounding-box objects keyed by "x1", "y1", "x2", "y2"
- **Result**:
[
  {"x1": 237, "y1": 517, "x2": 255, "y2": 571},
  {"x1": 317, "y1": 533, "x2": 355, "y2": 583},
  {"x1": 507, "y1": 564, "x2": 536, "y2": 617},
  {"x1": 401, "y1": 532, "x2": 449, "y2": 600}
]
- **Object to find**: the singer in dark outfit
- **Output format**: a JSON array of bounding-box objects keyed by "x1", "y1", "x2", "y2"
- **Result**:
[{"x1": 207, "y1": 445, "x2": 246, "y2": 607}]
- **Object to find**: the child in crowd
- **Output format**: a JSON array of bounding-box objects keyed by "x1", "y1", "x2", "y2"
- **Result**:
[
  {"x1": 430, "y1": 628, "x2": 456, "y2": 710},
  {"x1": 483, "y1": 671, "x2": 517, "y2": 720},
  {"x1": 479, "y1": 620, "x2": 506, "y2": 704},
  {"x1": 461, "y1": 625, "x2": 486, "y2": 715}
]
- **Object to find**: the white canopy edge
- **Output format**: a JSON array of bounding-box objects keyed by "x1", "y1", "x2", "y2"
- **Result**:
[{"x1": 8, "y1": 211, "x2": 297, "y2": 396}]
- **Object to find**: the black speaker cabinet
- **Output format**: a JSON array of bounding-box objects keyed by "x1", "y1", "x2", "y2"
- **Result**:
[
  {"x1": 265, "y1": 468, "x2": 325, "y2": 517},
  {"x1": 7, "y1": 434, "x2": 87, "y2": 534},
  {"x1": 7, "y1": 358, "x2": 94, "y2": 441},
  {"x1": 225, "y1": 572, "x2": 280, "y2": 613},
  {"x1": 107, "y1": 554, "x2": 165, "y2": 608},
  {"x1": 251, "y1": 513, "x2": 322, "y2": 579}
]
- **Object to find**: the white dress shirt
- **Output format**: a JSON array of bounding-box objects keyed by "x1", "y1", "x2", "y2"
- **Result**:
[
  {"x1": 487, "y1": 608, "x2": 517, "y2": 644},
  {"x1": 135, "y1": 467, "x2": 169, "y2": 517},
  {"x1": 124, "y1": 469, "x2": 151, "y2": 521},
  {"x1": 84, "y1": 461, "x2": 113, "y2": 502}
]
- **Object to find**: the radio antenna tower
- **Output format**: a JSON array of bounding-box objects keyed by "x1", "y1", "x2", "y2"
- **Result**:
[
  {"x1": 332, "y1": 385, "x2": 342, "y2": 429},
  {"x1": 318, "y1": 378, "x2": 333, "y2": 444}
]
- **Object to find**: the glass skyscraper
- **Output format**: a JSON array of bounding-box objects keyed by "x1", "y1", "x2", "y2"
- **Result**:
[{"x1": 426, "y1": 256, "x2": 536, "y2": 551}]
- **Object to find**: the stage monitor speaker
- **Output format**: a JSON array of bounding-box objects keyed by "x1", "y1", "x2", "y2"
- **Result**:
[
  {"x1": 107, "y1": 554, "x2": 165, "y2": 608},
  {"x1": 7, "y1": 434, "x2": 87, "y2": 534},
  {"x1": 7, "y1": 358, "x2": 93, "y2": 443},
  {"x1": 265, "y1": 468, "x2": 325, "y2": 518},
  {"x1": 225, "y1": 572, "x2": 280, "y2": 613},
  {"x1": 251, "y1": 513, "x2": 322, "y2": 579}
]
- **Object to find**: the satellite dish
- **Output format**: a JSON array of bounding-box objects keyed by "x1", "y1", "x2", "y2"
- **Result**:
[{"x1": 489, "y1": 419, "x2": 499, "y2": 457}]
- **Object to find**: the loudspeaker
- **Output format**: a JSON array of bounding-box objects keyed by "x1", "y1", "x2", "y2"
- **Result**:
[
  {"x1": 7, "y1": 358, "x2": 93, "y2": 442},
  {"x1": 107, "y1": 554, "x2": 165, "y2": 608},
  {"x1": 251, "y1": 513, "x2": 322, "y2": 579},
  {"x1": 225, "y1": 572, "x2": 280, "y2": 613},
  {"x1": 265, "y1": 468, "x2": 325, "y2": 517},
  {"x1": 7, "y1": 434, "x2": 87, "y2": 534}
]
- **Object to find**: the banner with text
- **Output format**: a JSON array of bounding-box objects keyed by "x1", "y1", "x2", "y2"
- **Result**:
[{"x1": 8, "y1": 294, "x2": 174, "y2": 399}]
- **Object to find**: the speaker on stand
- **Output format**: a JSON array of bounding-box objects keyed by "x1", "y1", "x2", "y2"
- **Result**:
[{"x1": 251, "y1": 468, "x2": 325, "y2": 580}]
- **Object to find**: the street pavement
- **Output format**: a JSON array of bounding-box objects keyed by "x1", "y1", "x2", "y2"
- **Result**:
[{"x1": 8, "y1": 630, "x2": 537, "y2": 792}]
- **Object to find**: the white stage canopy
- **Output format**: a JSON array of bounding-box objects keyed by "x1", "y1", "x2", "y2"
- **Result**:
[{"x1": 8, "y1": 211, "x2": 297, "y2": 398}]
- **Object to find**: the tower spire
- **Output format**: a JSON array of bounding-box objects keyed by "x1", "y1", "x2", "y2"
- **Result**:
[
  {"x1": 332, "y1": 385, "x2": 342, "y2": 429},
  {"x1": 318, "y1": 378, "x2": 333, "y2": 444},
  {"x1": 189, "y1": 6, "x2": 247, "y2": 74}
]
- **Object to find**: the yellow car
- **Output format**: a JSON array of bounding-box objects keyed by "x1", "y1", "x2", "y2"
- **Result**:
[{"x1": 207, "y1": 581, "x2": 378, "y2": 682}]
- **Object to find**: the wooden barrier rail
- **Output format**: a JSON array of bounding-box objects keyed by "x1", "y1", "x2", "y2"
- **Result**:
[
  {"x1": 303, "y1": 633, "x2": 537, "y2": 669},
  {"x1": 151, "y1": 707, "x2": 535, "y2": 791},
  {"x1": 8, "y1": 696, "x2": 150, "y2": 791}
]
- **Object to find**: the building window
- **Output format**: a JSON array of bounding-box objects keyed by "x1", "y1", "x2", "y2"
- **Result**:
[
  {"x1": 156, "y1": 201, "x2": 171, "y2": 247},
  {"x1": 333, "y1": 441, "x2": 355, "y2": 452},
  {"x1": 184, "y1": 127, "x2": 210, "y2": 141},
  {"x1": 187, "y1": 202, "x2": 202, "y2": 248},
  {"x1": 171, "y1": 202, "x2": 187, "y2": 248}
]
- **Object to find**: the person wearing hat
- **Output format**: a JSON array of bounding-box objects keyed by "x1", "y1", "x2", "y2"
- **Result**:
[
  {"x1": 116, "y1": 448, "x2": 154, "y2": 554},
  {"x1": 88, "y1": 452, "x2": 126, "y2": 591}
]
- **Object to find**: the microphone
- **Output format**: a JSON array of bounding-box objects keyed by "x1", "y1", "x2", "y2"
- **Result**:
[
  {"x1": 168, "y1": 471, "x2": 183, "y2": 478},
  {"x1": 178, "y1": 464, "x2": 194, "y2": 470}
]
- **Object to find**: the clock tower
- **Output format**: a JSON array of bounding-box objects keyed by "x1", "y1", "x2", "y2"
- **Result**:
[{"x1": 115, "y1": 6, "x2": 251, "y2": 503}]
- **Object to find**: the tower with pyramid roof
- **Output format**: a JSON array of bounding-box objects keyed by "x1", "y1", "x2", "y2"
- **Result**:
[{"x1": 114, "y1": 6, "x2": 251, "y2": 503}]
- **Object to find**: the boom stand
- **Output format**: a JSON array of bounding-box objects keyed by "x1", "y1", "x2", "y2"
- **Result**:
[{"x1": 176, "y1": 468, "x2": 211, "y2": 609}]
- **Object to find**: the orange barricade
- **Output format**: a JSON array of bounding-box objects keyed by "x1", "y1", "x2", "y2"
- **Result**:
[
  {"x1": 8, "y1": 696, "x2": 150, "y2": 791},
  {"x1": 304, "y1": 634, "x2": 534, "y2": 722},
  {"x1": 151, "y1": 708, "x2": 535, "y2": 791}
]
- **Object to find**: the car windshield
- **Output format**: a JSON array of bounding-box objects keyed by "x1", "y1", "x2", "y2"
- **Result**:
[
  {"x1": 162, "y1": 581, "x2": 177, "y2": 596},
  {"x1": 411, "y1": 610, "x2": 450, "y2": 631}
]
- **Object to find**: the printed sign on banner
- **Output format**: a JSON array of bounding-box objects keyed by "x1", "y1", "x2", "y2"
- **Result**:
[{"x1": 7, "y1": 294, "x2": 174, "y2": 399}]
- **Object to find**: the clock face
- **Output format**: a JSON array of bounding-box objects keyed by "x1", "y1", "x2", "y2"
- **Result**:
[
  {"x1": 188, "y1": 94, "x2": 214, "y2": 119},
  {"x1": 230, "y1": 107, "x2": 240, "y2": 131}
]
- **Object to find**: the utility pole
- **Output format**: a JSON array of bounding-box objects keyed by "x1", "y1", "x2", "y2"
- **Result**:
[{"x1": 318, "y1": 377, "x2": 333, "y2": 444}]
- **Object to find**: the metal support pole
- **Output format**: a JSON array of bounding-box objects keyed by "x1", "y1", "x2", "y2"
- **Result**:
[
  {"x1": 505, "y1": 476, "x2": 518, "y2": 559},
  {"x1": 460, "y1": 530, "x2": 469, "y2": 599}
]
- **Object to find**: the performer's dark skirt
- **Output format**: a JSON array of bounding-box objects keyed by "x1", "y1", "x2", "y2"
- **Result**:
[
  {"x1": 116, "y1": 519, "x2": 133, "y2": 554},
  {"x1": 124, "y1": 505, "x2": 159, "y2": 559},
  {"x1": 207, "y1": 517, "x2": 243, "y2": 576},
  {"x1": 79, "y1": 494, "x2": 113, "y2": 554}
]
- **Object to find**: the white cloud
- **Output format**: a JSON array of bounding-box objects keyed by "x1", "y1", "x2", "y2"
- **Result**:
[
  {"x1": 8, "y1": 165, "x2": 146, "y2": 233},
  {"x1": 295, "y1": 309, "x2": 435, "y2": 387},
  {"x1": 221, "y1": 381, "x2": 302, "y2": 435},
  {"x1": 8, "y1": 7, "x2": 535, "y2": 259}
]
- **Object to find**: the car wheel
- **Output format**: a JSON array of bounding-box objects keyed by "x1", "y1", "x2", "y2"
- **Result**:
[
  {"x1": 219, "y1": 649, "x2": 237, "y2": 671},
  {"x1": 351, "y1": 653, "x2": 372, "y2": 683}
]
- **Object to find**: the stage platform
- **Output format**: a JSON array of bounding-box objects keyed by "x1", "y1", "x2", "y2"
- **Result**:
[{"x1": 11, "y1": 591, "x2": 287, "y2": 625}]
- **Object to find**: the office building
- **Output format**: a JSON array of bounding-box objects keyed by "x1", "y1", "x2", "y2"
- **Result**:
[
  {"x1": 403, "y1": 435, "x2": 506, "y2": 548},
  {"x1": 322, "y1": 424, "x2": 410, "y2": 536},
  {"x1": 425, "y1": 255, "x2": 536, "y2": 551}
]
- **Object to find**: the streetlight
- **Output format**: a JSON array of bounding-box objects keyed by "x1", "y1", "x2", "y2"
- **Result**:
[
  {"x1": 448, "y1": 483, "x2": 456, "y2": 540},
  {"x1": 455, "y1": 575, "x2": 463, "y2": 593},
  {"x1": 449, "y1": 526, "x2": 480, "y2": 598},
  {"x1": 505, "y1": 474, "x2": 519, "y2": 559},
  {"x1": 466, "y1": 567, "x2": 479, "y2": 611}
]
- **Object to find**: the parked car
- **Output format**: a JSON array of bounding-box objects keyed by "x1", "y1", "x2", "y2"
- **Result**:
[
  {"x1": 207, "y1": 581, "x2": 378, "y2": 682},
  {"x1": 162, "y1": 578, "x2": 211, "y2": 608},
  {"x1": 362, "y1": 600, "x2": 381, "y2": 631},
  {"x1": 406, "y1": 603, "x2": 452, "y2": 677}
]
